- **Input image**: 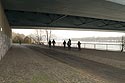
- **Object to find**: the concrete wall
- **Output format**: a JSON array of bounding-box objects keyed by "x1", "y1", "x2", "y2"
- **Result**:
[{"x1": 0, "y1": 1, "x2": 11, "y2": 60}]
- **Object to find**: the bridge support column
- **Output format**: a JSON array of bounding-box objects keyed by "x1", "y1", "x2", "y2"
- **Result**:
[{"x1": 0, "y1": 1, "x2": 11, "y2": 60}]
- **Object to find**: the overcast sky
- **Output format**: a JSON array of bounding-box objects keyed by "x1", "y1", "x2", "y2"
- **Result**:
[{"x1": 12, "y1": 29, "x2": 125, "y2": 39}]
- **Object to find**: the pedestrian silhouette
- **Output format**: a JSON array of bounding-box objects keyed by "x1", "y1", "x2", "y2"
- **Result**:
[
  {"x1": 67, "y1": 39, "x2": 71, "y2": 49},
  {"x1": 121, "y1": 36, "x2": 125, "y2": 52},
  {"x1": 77, "y1": 41, "x2": 81, "y2": 50},
  {"x1": 121, "y1": 43, "x2": 124, "y2": 52},
  {"x1": 19, "y1": 40, "x2": 21, "y2": 45},
  {"x1": 69, "y1": 39, "x2": 71, "y2": 43},
  {"x1": 52, "y1": 39, "x2": 56, "y2": 47},
  {"x1": 63, "y1": 40, "x2": 66, "y2": 48},
  {"x1": 48, "y1": 40, "x2": 51, "y2": 48}
]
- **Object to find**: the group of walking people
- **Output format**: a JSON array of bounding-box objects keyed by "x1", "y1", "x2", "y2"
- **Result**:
[
  {"x1": 48, "y1": 39, "x2": 81, "y2": 50},
  {"x1": 48, "y1": 39, "x2": 56, "y2": 48}
]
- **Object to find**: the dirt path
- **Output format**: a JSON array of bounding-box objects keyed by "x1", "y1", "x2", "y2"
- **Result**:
[
  {"x1": 0, "y1": 44, "x2": 114, "y2": 83},
  {"x1": 50, "y1": 46, "x2": 125, "y2": 69},
  {"x1": 27, "y1": 45, "x2": 125, "y2": 83}
]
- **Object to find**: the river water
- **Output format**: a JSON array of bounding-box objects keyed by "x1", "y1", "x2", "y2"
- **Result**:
[{"x1": 53, "y1": 41, "x2": 123, "y2": 51}]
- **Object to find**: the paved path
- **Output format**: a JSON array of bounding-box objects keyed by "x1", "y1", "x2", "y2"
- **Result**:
[
  {"x1": 28, "y1": 45, "x2": 125, "y2": 83},
  {"x1": 52, "y1": 46, "x2": 125, "y2": 69},
  {"x1": 0, "y1": 44, "x2": 125, "y2": 83}
]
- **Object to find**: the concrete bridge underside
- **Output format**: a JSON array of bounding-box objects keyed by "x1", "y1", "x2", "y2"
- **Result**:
[
  {"x1": 1, "y1": 0, "x2": 125, "y2": 30},
  {"x1": 1, "y1": 0, "x2": 125, "y2": 60},
  {"x1": 4, "y1": 10, "x2": 125, "y2": 31}
]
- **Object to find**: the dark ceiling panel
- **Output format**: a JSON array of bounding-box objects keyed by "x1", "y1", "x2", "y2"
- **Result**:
[
  {"x1": 2, "y1": 0, "x2": 125, "y2": 21},
  {"x1": 5, "y1": 10, "x2": 125, "y2": 31}
]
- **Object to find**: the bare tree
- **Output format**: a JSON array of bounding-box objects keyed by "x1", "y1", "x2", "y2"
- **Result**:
[
  {"x1": 34, "y1": 29, "x2": 44, "y2": 44},
  {"x1": 46, "y1": 29, "x2": 49, "y2": 42},
  {"x1": 12, "y1": 32, "x2": 25, "y2": 43},
  {"x1": 29, "y1": 29, "x2": 57, "y2": 44},
  {"x1": 32, "y1": 29, "x2": 50, "y2": 44}
]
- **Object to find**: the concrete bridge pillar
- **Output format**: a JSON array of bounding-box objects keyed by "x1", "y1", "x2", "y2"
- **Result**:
[{"x1": 0, "y1": 1, "x2": 11, "y2": 60}]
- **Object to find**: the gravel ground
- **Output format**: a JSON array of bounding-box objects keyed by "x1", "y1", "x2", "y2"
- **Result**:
[
  {"x1": 0, "y1": 44, "x2": 112, "y2": 83},
  {"x1": 28, "y1": 45, "x2": 125, "y2": 83},
  {"x1": 52, "y1": 46, "x2": 125, "y2": 69}
]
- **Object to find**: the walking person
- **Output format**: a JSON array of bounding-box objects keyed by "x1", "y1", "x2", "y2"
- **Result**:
[
  {"x1": 121, "y1": 36, "x2": 125, "y2": 52},
  {"x1": 63, "y1": 40, "x2": 66, "y2": 48},
  {"x1": 48, "y1": 40, "x2": 51, "y2": 48},
  {"x1": 69, "y1": 39, "x2": 71, "y2": 43},
  {"x1": 52, "y1": 39, "x2": 56, "y2": 47},
  {"x1": 67, "y1": 39, "x2": 71, "y2": 49},
  {"x1": 121, "y1": 43, "x2": 124, "y2": 52},
  {"x1": 19, "y1": 40, "x2": 21, "y2": 45},
  {"x1": 77, "y1": 41, "x2": 81, "y2": 50}
]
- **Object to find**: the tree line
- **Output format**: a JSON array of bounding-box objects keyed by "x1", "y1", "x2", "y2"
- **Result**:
[{"x1": 12, "y1": 29, "x2": 57, "y2": 44}]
